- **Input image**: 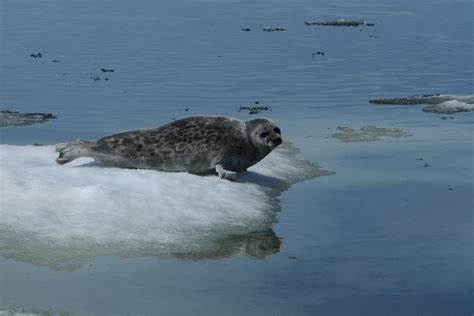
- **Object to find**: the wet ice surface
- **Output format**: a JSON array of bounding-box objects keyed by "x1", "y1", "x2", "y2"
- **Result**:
[{"x1": 1, "y1": 0, "x2": 473, "y2": 314}]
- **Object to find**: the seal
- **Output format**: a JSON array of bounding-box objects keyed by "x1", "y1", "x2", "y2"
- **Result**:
[{"x1": 55, "y1": 116, "x2": 282, "y2": 180}]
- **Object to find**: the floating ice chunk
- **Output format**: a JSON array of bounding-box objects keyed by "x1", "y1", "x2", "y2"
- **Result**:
[
  {"x1": 369, "y1": 94, "x2": 474, "y2": 114},
  {"x1": 0, "y1": 143, "x2": 332, "y2": 269},
  {"x1": 369, "y1": 94, "x2": 474, "y2": 105},
  {"x1": 422, "y1": 100, "x2": 474, "y2": 114},
  {"x1": 0, "y1": 110, "x2": 57, "y2": 127}
]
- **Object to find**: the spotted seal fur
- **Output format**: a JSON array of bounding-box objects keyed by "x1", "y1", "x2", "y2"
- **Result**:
[{"x1": 55, "y1": 116, "x2": 282, "y2": 180}]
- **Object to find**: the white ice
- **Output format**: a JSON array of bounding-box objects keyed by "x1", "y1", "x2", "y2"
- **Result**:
[
  {"x1": 431, "y1": 100, "x2": 474, "y2": 111},
  {"x1": 0, "y1": 144, "x2": 328, "y2": 263}
]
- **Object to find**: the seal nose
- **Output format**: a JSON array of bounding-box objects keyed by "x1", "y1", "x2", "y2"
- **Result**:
[{"x1": 273, "y1": 137, "x2": 282, "y2": 146}]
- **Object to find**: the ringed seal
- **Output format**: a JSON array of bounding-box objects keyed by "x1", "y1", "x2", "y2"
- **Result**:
[{"x1": 55, "y1": 116, "x2": 282, "y2": 180}]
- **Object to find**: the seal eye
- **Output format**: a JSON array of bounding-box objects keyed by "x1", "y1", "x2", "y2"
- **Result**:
[
  {"x1": 260, "y1": 132, "x2": 269, "y2": 138},
  {"x1": 274, "y1": 127, "x2": 281, "y2": 134}
]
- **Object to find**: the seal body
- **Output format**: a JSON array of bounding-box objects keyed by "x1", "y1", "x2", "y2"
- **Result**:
[{"x1": 56, "y1": 116, "x2": 282, "y2": 179}]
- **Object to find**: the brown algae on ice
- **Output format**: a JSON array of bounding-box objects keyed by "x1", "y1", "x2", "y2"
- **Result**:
[{"x1": 329, "y1": 126, "x2": 411, "y2": 142}]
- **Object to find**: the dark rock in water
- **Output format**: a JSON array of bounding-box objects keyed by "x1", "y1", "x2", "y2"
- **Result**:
[
  {"x1": 100, "y1": 68, "x2": 115, "y2": 73},
  {"x1": 239, "y1": 102, "x2": 271, "y2": 115},
  {"x1": 370, "y1": 94, "x2": 445, "y2": 105},
  {"x1": 30, "y1": 52, "x2": 43, "y2": 58},
  {"x1": 262, "y1": 26, "x2": 287, "y2": 32},
  {"x1": 304, "y1": 19, "x2": 370, "y2": 27},
  {"x1": 241, "y1": 28, "x2": 251, "y2": 32},
  {"x1": 0, "y1": 110, "x2": 57, "y2": 127}
]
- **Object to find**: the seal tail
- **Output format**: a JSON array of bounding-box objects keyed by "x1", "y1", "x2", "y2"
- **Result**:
[{"x1": 55, "y1": 140, "x2": 94, "y2": 165}]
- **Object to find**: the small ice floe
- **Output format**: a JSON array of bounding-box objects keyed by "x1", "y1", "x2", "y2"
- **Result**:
[
  {"x1": 369, "y1": 94, "x2": 474, "y2": 114},
  {"x1": 304, "y1": 19, "x2": 373, "y2": 27},
  {"x1": 0, "y1": 143, "x2": 332, "y2": 269},
  {"x1": 328, "y1": 126, "x2": 411, "y2": 142},
  {"x1": 422, "y1": 100, "x2": 474, "y2": 114},
  {"x1": 262, "y1": 27, "x2": 287, "y2": 32},
  {"x1": 238, "y1": 101, "x2": 271, "y2": 114},
  {"x1": 0, "y1": 110, "x2": 57, "y2": 127}
]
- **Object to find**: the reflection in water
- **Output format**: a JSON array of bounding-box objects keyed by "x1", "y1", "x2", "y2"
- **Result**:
[
  {"x1": 173, "y1": 229, "x2": 281, "y2": 260},
  {"x1": 0, "y1": 143, "x2": 333, "y2": 270}
]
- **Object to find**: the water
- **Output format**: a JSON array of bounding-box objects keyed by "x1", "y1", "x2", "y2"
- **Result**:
[{"x1": 1, "y1": 0, "x2": 473, "y2": 315}]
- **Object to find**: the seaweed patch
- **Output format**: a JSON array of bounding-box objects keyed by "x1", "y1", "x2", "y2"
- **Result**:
[{"x1": 329, "y1": 126, "x2": 411, "y2": 142}]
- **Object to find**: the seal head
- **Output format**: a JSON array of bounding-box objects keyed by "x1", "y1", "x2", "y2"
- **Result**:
[{"x1": 245, "y1": 118, "x2": 282, "y2": 160}]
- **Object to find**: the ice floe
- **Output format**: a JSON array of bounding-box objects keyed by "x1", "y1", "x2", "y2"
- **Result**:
[
  {"x1": 0, "y1": 143, "x2": 332, "y2": 269},
  {"x1": 0, "y1": 110, "x2": 57, "y2": 127},
  {"x1": 369, "y1": 94, "x2": 474, "y2": 114}
]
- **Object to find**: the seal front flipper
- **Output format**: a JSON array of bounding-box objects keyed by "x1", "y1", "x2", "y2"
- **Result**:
[
  {"x1": 215, "y1": 164, "x2": 237, "y2": 181},
  {"x1": 55, "y1": 140, "x2": 94, "y2": 165}
]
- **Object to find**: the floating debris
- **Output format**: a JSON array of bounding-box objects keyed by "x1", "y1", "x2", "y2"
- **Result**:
[
  {"x1": 304, "y1": 19, "x2": 372, "y2": 27},
  {"x1": 1, "y1": 110, "x2": 57, "y2": 127},
  {"x1": 262, "y1": 27, "x2": 287, "y2": 32},
  {"x1": 312, "y1": 49, "x2": 325, "y2": 58},
  {"x1": 370, "y1": 94, "x2": 474, "y2": 114},
  {"x1": 52, "y1": 59, "x2": 60, "y2": 63},
  {"x1": 238, "y1": 101, "x2": 271, "y2": 115},
  {"x1": 100, "y1": 68, "x2": 115, "y2": 73},
  {"x1": 91, "y1": 76, "x2": 109, "y2": 81},
  {"x1": 241, "y1": 28, "x2": 251, "y2": 32},
  {"x1": 329, "y1": 126, "x2": 411, "y2": 142},
  {"x1": 30, "y1": 52, "x2": 43, "y2": 58}
]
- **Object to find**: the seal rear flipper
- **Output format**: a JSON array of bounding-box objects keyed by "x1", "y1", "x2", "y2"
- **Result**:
[{"x1": 55, "y1": 140, "x2": 93, "y2": 165}]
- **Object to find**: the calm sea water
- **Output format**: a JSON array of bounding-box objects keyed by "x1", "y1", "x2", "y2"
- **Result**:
[{"x1": 1, "y1": 0, "x2": 473, "y2": 315}]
